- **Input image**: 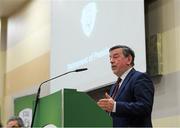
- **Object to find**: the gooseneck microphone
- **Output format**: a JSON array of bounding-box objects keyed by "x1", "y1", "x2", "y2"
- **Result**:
[
  {"x1": 31, "y1": 68, "x2": 88, "y2": 127},
  {"x1": 74, "y1": 68, "x2": 88, "y2": 72}
]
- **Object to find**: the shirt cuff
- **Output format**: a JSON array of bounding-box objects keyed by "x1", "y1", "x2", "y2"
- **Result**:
[{"x1": 112, "y1": 101, "x2": 116, "y2": 112}]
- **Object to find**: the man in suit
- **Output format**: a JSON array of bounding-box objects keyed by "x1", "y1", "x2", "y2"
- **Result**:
[{"x1": 97, "y1": 45, "x2": 154, "y2": 127}]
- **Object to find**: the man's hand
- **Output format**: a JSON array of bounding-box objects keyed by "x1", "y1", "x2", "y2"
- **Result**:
[{"x1": 97, "y1": 93, "x2": 115, "y2": 112}]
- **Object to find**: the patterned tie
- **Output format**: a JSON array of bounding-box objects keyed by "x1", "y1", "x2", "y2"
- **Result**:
[{"x1": 112, "y1": 77, "x2": 122, "y2": 99}]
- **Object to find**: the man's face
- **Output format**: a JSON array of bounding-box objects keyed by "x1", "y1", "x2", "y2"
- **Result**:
[
  {"x1": 109, "y1": 48, "x2": 132, "y2": 76},
  {"x1": 7, "y1": 120, "x2": 19, "y2": 128}
]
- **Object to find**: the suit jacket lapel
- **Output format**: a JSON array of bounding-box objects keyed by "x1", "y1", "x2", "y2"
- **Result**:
[{"x1": 115, "y1": 68, "x2": 136, "y2": 99}]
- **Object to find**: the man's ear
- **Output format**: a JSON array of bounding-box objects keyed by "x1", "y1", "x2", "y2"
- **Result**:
[{"x1": 127, "y1": 55, "x2": 132, "y2": 65}]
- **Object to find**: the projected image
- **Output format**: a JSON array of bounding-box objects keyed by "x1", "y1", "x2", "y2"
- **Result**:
[
  {"x1": 81, "y1": 2, "x2": 97, "y2": 38},
  {"x1": 51, "y1": 0, "x2": 146, "y2": 92}
]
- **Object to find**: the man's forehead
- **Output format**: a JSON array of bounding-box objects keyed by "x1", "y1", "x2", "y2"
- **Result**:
[
  {"x1": 110, "y1": 48, "x2": 122, "y2": 55},
  {"x1": 8, "y1": 120, "x2": 18, "y2": 125}
]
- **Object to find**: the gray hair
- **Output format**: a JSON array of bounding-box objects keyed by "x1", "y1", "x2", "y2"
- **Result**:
[{"x1": 7, "y1": 116, "x2": 24, "y2": 127}]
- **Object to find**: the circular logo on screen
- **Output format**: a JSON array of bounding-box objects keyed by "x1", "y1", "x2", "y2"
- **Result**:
[
  {"x1": 19, "y1": 108, "x2": 32, "y2": 127},
  {"x1": 43, "y1": 124, "x2": 57, "y2": 128},
  {"x1": 81, "y1": 2, "x2": 97, "y2": 37}
]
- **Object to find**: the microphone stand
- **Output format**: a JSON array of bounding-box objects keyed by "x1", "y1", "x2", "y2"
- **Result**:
[{"x1": 31, "y1": 70, "x2": 78, "y2": 127}]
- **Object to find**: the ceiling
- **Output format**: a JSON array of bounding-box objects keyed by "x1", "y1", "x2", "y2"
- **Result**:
[{"x1": 0, "y1": 0, "x2": 29, "y2": 17}]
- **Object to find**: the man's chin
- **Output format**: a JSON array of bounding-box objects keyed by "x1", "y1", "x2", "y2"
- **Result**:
[{"x1": 112, "y1": 70, "x2": 118, "y2": 75}]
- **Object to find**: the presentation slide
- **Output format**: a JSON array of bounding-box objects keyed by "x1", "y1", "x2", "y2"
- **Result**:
[{"x1": 50, "y1": 0, "x2": 146, "y2": 92}]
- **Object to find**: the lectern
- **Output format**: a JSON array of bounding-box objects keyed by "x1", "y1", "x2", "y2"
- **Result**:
[{"x1": 32, "y1": 89, "x2": 112, "y2": 127}]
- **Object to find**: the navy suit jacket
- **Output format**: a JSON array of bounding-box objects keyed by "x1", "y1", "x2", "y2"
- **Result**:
[{"x1": 110, "y1": 68, "x2": 154, "y2": 127}]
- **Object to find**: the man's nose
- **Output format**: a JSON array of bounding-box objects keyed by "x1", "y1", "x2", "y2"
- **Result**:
[{"x1": 110, "y1": 58, "x2": 114, "y2": 63}]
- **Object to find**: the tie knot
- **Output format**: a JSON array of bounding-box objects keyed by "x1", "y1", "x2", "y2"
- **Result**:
[{"x1": 116, "y1": 77, "x2": 122, "y2": 85}]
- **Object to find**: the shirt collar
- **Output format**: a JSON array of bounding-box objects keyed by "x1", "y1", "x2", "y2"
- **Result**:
[{"x1": 120, "y1": 67, "x2": 133, "y2": 81}]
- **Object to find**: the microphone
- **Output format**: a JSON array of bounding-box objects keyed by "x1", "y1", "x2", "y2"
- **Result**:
[
  {"x1": 74, "y1": 68, "x2": 88, "y2": 72},
  {"x1": 31, "y1": 68, "x2": 88, "y2": 127}
]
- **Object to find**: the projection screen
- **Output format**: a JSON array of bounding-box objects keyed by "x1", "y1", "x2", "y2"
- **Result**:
[{"x1": 50, "y1": 0, "x2": 146, "y2": 92}]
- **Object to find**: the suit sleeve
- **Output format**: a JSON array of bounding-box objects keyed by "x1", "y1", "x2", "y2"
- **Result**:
[{"x1": 115, "y1": 73, "x2": 154, "y2": 117}]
